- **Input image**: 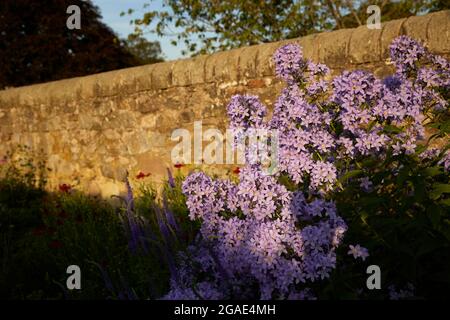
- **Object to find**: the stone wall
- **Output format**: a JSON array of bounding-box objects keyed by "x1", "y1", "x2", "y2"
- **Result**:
[{"x1": 0, "y1": 11, "x2": 449, "y2": 197}]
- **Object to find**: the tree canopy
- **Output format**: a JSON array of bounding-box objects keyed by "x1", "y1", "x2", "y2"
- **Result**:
[
  {"x1": 0, "y1": 0, "x2": 163, "y2": 89},
  {"x1": 122, "y1": 35, "x2": 164, "y2": 65},
  {"x1": 126, "y1": 0, "x2": 450, "y2": 56}
]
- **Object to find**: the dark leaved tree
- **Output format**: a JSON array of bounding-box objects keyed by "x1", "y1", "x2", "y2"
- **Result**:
[
  {"x1": 0, "y1": 0, "x2": 162, "y2": 89},
  {"x1": 122, "y1": 34, "x2": 164, "y2": 65}
]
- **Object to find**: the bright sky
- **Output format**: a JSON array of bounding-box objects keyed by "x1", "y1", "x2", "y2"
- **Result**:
[{"x1": 92, "y1": 0, "x2": 183, "y2": 61}]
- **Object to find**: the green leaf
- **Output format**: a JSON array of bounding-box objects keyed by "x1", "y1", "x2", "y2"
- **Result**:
[
  {"x1": 339, "y1": 169, "x2": 364, "y2": 184},
  {"x1": 383, "y1": 124, "x2": 402, "y2": 134},
  {"x1": 423, "y1": 166, "x2": 442, "y2": 177},
  {"x1": 430, "y1": 183, "x2": 450, "y2": 200},
  {"x1": 440, "y1": 119, "x2": 450, "y2": 133},
  {"x1": 396, "y1": 166, "x2": 410, "y2": 185},
  {"x1": 427, "y1": 204, "x2": 442, "y2": 229},
  {"x1": 415, "y1": 145, "x2": 427, "y2": 154}
]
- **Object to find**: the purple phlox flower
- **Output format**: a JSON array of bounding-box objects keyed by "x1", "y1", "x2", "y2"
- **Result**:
[
  {"x1": 174, "y1": 165, "x2": 348, "y2": 299},
  {"x1": 383, "y1": 75, "x2": 402, "y2": 92},
  {"x1": 388, "y1": 283, "x2": 415, "y2": 300},
  {"x1": 354, "y1": 130, "x2": 389, "y2": 156},
  {"x1": 391, "y1": 133, "x2": 418, "y2": 156},
  {"x1": 227, "y1": 94, "x2": 267, "y2": 129},
  {"x1": 337, "y1": 136, "x2": 355, "y2": 157},
  {"x1": 347, "y1": 244, "x2": 369, "y2": 261},
  {"x1": 307, "y1": 79, "x2": 328, "y2": 96},
  {"x1": 417, "y1": 67, "x2": 442, "y2": 88},
  {"x1": 310, "y1": 161, "x2": 337, "y2": 192},
  {"x1": 310, "y1": 129, "x2": 335, "y2": 153},
  {"x1": 419, "y1": 147, "x2": 440, "y2": 160},
  {"x1": 307, "y1": 60, "x2": 330, "y2": 77},
  {"x1": 392, "y1": 141, "x2": 402, "y2": 156},
  {"x1": 390, "y1": 36, "x2": 426, "y2": 76},
  {"x1": 332, "y1": 70, "x2": 382, "y2": 107},
  {"x1": 273, "y1": 43, "x2": 305, "y2": 83},
  {"x1": 404, "y1": 139, "x2": 417, "y2": 155},
  {"x1": 166, "y1": 37, "x2": 450, "y2": 300},
  {"x1": 359, "y1": 177, "x2": 373, "y2": 192},
  {"x1": 182, "y1": 172, "x2": 220, "y2": 220},
  {"x1": 431, "y1": 54, "x2": 450, "y2": 72},
  {"x1": 438, "y1": 150, "x2": 450, "y2": 171}
]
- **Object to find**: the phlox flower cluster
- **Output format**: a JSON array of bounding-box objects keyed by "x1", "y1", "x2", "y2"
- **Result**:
[
  {"x1": 388, "y1": 283, "x2": 415, "y2": 300},
  {"x1": 268, "y1": 37, "x2": 448, "y2": 193},
  {"x1": 164, "y1": 168, "x2": 346, "y2": 299},
  {"x1": 164, "y1": 36, "x2": 449, "y2": 300},
  {"x1": 347, "y1": 244, "x2": 370, "y2": 261}
]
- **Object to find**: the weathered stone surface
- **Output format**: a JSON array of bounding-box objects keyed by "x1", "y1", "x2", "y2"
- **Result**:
[
  {"x1": 172, "y1": 55, "x2": 207, "y2": 86},
  {"x1": 0, "y1": 11, "x2": 448, "y2": 197},
  {"x1": 238, "y1": 45, "x2": 259, "y2": 79},
  {"x1": 380, "y1": 18, "x2": 404, "y2": 59},
  {"x1": 349, "y1": 25, "x2": 382, "y2": 64},
  {"x1": 98, "y1": 179, "x2": 124, "y2": 199},
  {"x1": 293, "y1": 34, "x2": 319, "y2": 61},
  {"x1": 205, "y1": 48, "x2": 241, "y2": 83},
  {"x1": 133, "y1": 64, "x2": 155, "y2": 91},
  {"x1": 255, "y1": 42, "x2": 279, "y2": 77},
  {"x1": 403, "y1": 14, "x2": 432, "y2": 45},
  {"x1": 317, "y1": 29, "x2": 352, "y2": 66},
  {"x1": 427, "y1": 10, "x2": 450, "y2": 53},
  {"x1": 151, "y1": 61, "x2": 174, "y2": 89}
]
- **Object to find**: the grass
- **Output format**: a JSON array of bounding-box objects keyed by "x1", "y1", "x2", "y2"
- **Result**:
[{"x1": 0, "y1": 146, "x2": 196, "y2": 299}]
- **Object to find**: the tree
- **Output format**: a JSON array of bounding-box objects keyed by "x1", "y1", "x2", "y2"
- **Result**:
[
  {"x1": 126, "y1": 0, "x2": 450, "y2": 56},
  {"x1": 0, "y1": 0, "x2": 163, "y2": 89},
  {"x1": 123, "y1": 35, "x2": 164, "y2": 65}
]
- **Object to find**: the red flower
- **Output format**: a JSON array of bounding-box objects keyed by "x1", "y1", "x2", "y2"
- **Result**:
[
  {"x1": 59, "y1": 184, "x2": 71, "y2": 193},
  {"x1": 174, "y1": 163, "x2": 185, "y2": 169},
  {"x1": 232, "y1": 167, "x2": 241, "y2": 174},
  {"x1": 136, "y1": 171, "x2": 151, "y2": 179},
  {"x1": 49, "y1": 240, "x2": 63, "y2": 249}
]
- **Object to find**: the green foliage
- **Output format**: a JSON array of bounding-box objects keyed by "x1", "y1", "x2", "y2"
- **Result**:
[
  {"x1": 0, "y1": 0, "x2": 163, "y2": 89},
  {"x1": 0, "y1": 149, "x2": 194, "y2": 299},
  {"x1": 126, "y1": 0, "x2": 450, "y2": 56},
  {"x1": 323, "y1": 106, "x2": 450, "y2": 299},
  {"x1": 122, "y1": 35, "x2": 164, "y2": 65}
]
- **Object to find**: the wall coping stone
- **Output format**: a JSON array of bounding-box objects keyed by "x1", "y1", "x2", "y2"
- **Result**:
[{"x1": 0, "y1": 10, "x2": 448, "y2": 107}]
